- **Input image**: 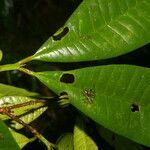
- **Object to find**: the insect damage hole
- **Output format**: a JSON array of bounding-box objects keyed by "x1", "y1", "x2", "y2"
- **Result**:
[
  {"x1": 59, "y1": 92, "x2": 69, "y2": 99},
  {"x1": 131, "y1": 103, "x2": 139, "y2": 112},
  {"x1": 52, "y1": 27, "x2": 69, "y2": 41},
  {"x1": 60, "y1": 73, "x2": 75, "y2": 84}
]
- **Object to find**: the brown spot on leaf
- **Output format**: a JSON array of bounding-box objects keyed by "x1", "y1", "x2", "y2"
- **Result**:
[{"x1": 83, "y1": 89, "x2": 95, "y2": 105}]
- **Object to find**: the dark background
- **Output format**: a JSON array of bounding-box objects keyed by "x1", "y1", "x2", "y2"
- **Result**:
[{"x1": 0, "y1": 0, "x2": 149, "y2": 149}]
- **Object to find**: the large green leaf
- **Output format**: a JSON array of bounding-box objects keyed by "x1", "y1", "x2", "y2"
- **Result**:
[
  {"x1": 33, "y1": 65, "x2": 150, "y2": 146},
  {"x1": 57, "y1": 133, "x2": 74, "y2": 150},
  {"x1": 74, "y1": 118, "x2": 98, "y2": 150},
  {"x1": 32, "y1": 0, "x2": 150, "y2": 62},
  {"x1": 0, "y1": 121, "x2": 20, "y2": 150}
]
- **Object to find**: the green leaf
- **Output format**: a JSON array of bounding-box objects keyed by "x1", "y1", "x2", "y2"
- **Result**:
[
  {"x1": 34, "y1": 65, "x2": 150, "y2": 146},
  {"x1": 0, "y1": 121, "x2": 20, "y2": 150},
  {"x1": 0, "y1": 83, "x2": 38, "y2": 98},
  {"x1": 32, "y1": 0, "x2": 150, "y2": 62},
  {"x1": 0, "y1": 50, "x2": 3, "y2": 61},
  {"x1": 11, "y1": 106, "x2": 48, "y2": 129},
  {"x1": 57, "y1": 133, "x2": 74, "y2": 150},
  {"x1": 0, "y1": 96, "x2": 46, "y2": 120},
  {"x1": 10, "y1": 128, "x2": 35, "y2": 149},
  {"x1": 97, "y1": 126, "x2": 143, "y2": 150},
  {"x1": 74, "y1": 118, "x2": 98, "y2": 150}
]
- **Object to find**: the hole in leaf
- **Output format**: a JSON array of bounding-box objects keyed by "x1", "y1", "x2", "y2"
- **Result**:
[
  {"x1": 59, "y1": 91, "x2": 69, "y2": 99},
  {"x1": 60, "y1": 92, "x2": 68, "y2": 96},
  {"x1": 52, "y1": 27, "x2": 69, "y2": 41},
  {"x1": 131, "y1": 103, "x2": 139, "y2": 112},
  {"x1": 60, "y1": 73, "x2": 75, "y2": 84}
]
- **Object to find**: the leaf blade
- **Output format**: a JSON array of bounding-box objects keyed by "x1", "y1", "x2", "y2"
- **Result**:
[
  {"x1": 74, "y1": 118, "x2": 98, "y2": 150},
  {"x1": 0, "y1": 96, "x2": 46, "y2": 120},
  {"x1": 57, "y1": 133, "x2": 74, "y2": 150},
  {"x1": 33, "y1": 0, "x2": 150, "y2": 62},
  {"x1": 10, "y1": 128, "x2": 35, "y2": 149},
  {"x1": 0, "y1": 50, "x2": 2, "y2": 61},
  {"x1": 11, "y1": 107, "x2": 48, "y2": 129},
  {"x1": 34, "y1": 65, "x2": 150, "y2": 146},
  {"x1": 97, "y1": 126, "x2": 144, "y2": 150},
  {"x1": 0, "y1": 83, "x2": 38, "y2": 98},
  {"x1": 0, "y1": 121, "x2": 20, "y2": 150}
]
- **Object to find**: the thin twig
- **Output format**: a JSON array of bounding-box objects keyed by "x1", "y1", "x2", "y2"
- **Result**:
[
  {"x1": 0, "y1": 106, "x2": 55, "y2": 149},
  {"x1": 8, "y1": 100, "x2": 46, "y2": 110}
]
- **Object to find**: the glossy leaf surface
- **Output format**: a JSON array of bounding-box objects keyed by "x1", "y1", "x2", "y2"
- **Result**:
[
  {"x1": 0, "y1": 121, "x2": 20, "y2": 150},
  {"x1": 33, "y1": 0, "x2": 150, "y2": 62},
  {"x1": 34, "y1": 65, "x2": 150, "y2": 146}
]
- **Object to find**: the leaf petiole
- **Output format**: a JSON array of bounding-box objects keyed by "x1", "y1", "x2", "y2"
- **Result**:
[
  {"x1": 19, "y1": 67, "x2": 35, "y2": 76},
  {"x1": 18, "y1": 56, "x2": 33, "y2": 64},
  {"x1": 0, "y1": 63, "x2": 24, "y2": 72}
]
